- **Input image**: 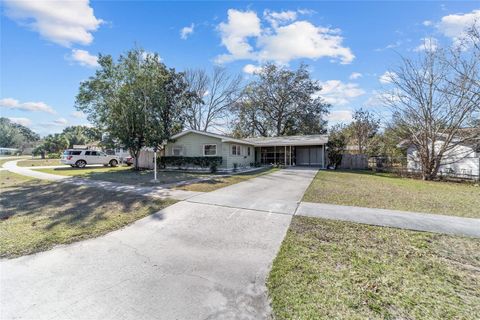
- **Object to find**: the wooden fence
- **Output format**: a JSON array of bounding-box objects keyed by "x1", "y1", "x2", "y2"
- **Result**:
[{"x1": 338, "y1": 154, "x2": 368, "y2": 170}]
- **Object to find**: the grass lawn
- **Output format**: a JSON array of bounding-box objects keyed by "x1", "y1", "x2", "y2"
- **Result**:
[
  {"x1": 268, "y1": 216, "x2": 480, "y2": 320},
  {"x1": 17, "y1": 158, "x2": 65, "y2": 167},
  {"x1": 303, "y1": 170, "x2": 480, "y2": 218},
  {"x1": 177, "y1": 167, "x2": 278, "y2": 192},
  {"x1": 0, "y1": 156, "x2": 28, "y2": 167},
  {"x1": 35, "y1": 166, "x2": 211, "y2": 186},
  {"x1": 0, "y1": 170, "x2": 176, "y2": 258}
]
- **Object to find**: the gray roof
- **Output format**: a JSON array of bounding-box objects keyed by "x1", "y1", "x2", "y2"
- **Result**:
[
  {"x1": 170, "y1": 130, "x2": 255, "y2": 145},
  {"x1": 245, "y1": 134, "x2": 329, "y2": 146},
  {"x1": 170, "y1": 130, "x2": 329, "y2": 147}
]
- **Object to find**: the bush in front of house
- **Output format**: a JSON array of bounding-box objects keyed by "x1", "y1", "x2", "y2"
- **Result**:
[
  {"x1": 159, "y1": 156, "x2": 223, "y2": 172},
  {"x1": 47, "y1": 153, "x2": 61, "y2": 159}
]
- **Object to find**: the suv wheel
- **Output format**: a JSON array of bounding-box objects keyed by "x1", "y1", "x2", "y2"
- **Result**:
[
  {"x1": 76, "y1": 160, "x2": 87, "y2": 168},
  {"x1": 109, "y1": 159, "x2": 118, "y2": 167}
]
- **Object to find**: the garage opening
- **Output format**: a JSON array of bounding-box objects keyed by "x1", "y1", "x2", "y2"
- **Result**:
[{"x1": 295, "y1": 146, "x2": 324, "y2": 167}]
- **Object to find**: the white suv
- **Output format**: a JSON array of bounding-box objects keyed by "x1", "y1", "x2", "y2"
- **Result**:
[{"x1": 61, "y1": 149, "x2": 120, "y2": 168}]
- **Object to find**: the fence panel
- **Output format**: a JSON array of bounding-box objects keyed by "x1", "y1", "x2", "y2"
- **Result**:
[{"x1": 339, "y1": 154, "x2": 368, "y2": 170}]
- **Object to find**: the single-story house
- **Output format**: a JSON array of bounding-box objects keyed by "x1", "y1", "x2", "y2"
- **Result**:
[
  {"x1": 164, "y1": 130, "x2": 329, "y2": 170},
  {"x1": 398, "y1": 131, "x2": 480, "y2": 179}
]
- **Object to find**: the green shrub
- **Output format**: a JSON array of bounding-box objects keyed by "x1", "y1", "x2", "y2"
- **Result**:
[
  {"x1": 159, "y1": 156, "x2": 222, "y2": 170},
  {"x1": 47, "y1": 153, "x2": 61, "y2": 159}
]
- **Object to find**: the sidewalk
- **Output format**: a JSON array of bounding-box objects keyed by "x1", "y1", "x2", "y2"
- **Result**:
[
  {"x1": 2, "y1": 160, "x2": 201, "y2": 200},
  {"x1": 297, "y1": 202, "x2": 480, "y2": 238}
]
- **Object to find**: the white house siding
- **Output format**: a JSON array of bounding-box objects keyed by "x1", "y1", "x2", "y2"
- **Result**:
[
  {"x1": 164, "y1": 132, "x2": 255, "y2": 169},
  {"x1": 222, "y1": 142, "x2": 255, "y2": 169},
  {"x1": 165, "y1": 133, "x2": 227, "y2": 168},
  {"x1": 407, "y1": 142, "x2": 479, "y2": 178}
]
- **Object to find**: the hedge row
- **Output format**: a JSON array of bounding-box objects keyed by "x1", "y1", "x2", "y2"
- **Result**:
[{"x1": 159, "y1": 156, "x2": 223, "y2": 172}]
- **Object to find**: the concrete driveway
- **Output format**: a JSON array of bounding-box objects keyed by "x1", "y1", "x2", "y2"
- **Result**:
[{"x1": 0, "y1": 168, "x2": 318, "y2": 320}]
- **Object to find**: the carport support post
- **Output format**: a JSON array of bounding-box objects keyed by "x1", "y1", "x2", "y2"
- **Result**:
[
  {"x1": 154, "y1": 149, "x2": 157, "y2": 181},
  {"x1": 284, "y1": 146, "x2": 287, "y2": 166}
]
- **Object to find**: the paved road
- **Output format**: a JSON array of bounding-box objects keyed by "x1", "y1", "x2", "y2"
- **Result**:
[
  {"x1": 0, "y1": 168, "x2": 319, "y2": 320},
  {"x1": 297, "y1": 202, "x2": 480, "y2": 238}
]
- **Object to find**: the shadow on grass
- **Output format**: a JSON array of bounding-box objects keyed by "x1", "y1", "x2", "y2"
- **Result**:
[
  {"x1": 0, "y1": 181, "x2": 165, "y2": 230},
  {"x1": 324, "y1": 169, "x2": 404, "y2": 180}
]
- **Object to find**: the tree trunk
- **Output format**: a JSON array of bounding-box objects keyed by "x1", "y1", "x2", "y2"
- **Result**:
[{"x1": 130, "y1": 148, "x2": 140, "y2": 170}]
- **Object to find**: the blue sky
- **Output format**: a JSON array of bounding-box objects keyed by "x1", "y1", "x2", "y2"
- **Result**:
[{"x1": 1, "y1": 1, "x2": 479, "y2": 136}]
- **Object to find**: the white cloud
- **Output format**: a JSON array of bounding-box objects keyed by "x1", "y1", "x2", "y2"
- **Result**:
[
  {"x1": 70, "y1": 49, "x2": 98, "y2": 67},
  {"x1": 264, "y1": 10, "x2": 297, "y2": 27},
  {"x1": 326, "y1": 110, "x2": 353, "y2": 122},
  {"x1": 379, "y1": 71, "x2": 396, "y2": 84},
  {"x1": 365, "y1": 90, "x2": 400, "y2": 107},
  {"x1": 349, "y1": 72, "x2": 362, "y2": 80},
  {"x1": 216, "y1": 9, "x2": 262, "y2": 63},
  {"x1": 242, "y1": 64, "x2": 263, "y2": 74},
  {"x1": 423, "y1": 20, "x2": 433, "y2": 27},
  {"x1": 71, "y1": 111, "x2": 86, "y2": 119},
  {"x1": 53, "y1": 117, "x2": 68, "y2": 126},
  {"x1": 257, "y1": 21, "x2": 355, "y2": 64},
  {"x1": 414, "y1": 37, "x2": 438, "y2": 52},
  {"x1": 0, "y1": 97, "x2": 56, "y2": 114},
  {"x1": 375, "y1": 40, "x2": 403, "y2": 52},
  {"x1": 438, "y1": 9, "x2": 480, "y2": 42},
  {"x1": 318, "y1": 80, "x2": 365, "y2": 106},
  {"x1": 180, "y1": 23, "x2": 194, "y2": 40},
  {"x1": 8, "y1": 117, "x2": 32, "y2": 127},
  {"x1": 4, "y1": 0, "x2": 103, "y2": 47},
  {"x1": 216, "y1": 9, "x2": 354, "y2": 65}
]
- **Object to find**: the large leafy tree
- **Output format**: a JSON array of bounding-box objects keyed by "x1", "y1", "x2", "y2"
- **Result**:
[
  {"x1": 0, "y1": 117, "x2": 39, "y2": 149},
  {"x1": 233, "y1": 63, "x2": 330, "y2": 137},
  {"x1": 75, "y1": 48, "x2": 191, "y2": 169}
]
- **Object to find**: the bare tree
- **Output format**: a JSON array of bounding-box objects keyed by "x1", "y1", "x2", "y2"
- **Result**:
[
  {"x1": 384, "y1": 35, "x2": 479, "y2": 180},
  {"x1": 184, "y1": 67, "x2": 242, "y2": 132},
  {"x1": 346, "y1": 108, "x2": 380, "y2": 154}
]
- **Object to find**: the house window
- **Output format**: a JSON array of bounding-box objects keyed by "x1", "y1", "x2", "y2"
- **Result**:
[
  {"x1": 203, "y1": 144, "x2": 217, "y2": 156},
  {"x1": 231, "y1": 145, "x2": 241, "y2": 156},
  {"x1": 247, "y1": 147, "x2": 251, "y2": 156},
  {"x1": 172, "y1": 146, "x2": 183, "y2": 156}
]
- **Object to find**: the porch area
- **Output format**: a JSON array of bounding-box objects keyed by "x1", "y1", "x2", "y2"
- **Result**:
[{"x1": 255, "y1": 145, "x2": 326, "y2": 168}]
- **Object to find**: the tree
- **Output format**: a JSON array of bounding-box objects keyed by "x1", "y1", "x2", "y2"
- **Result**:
[
  {"x1": 184, "y1": 67, "x2": 242, "y2": 131},
  {"x1": 75, "y1": 48, "x2": 191, "y2": 169},
  {"x1": 42, "y1": 133, "x2": 69, "y2": 153},
  {"x1": 383, "y1": 36, "x2": 479, "y2": 180},
  {"x1": 345, "y1": 108, "x2": 380, "y2": 155},
  {"x1": 326, "y1": 124, "x2": 347, "y2": 169},
  {"x1": 0, "y1": 117, "x2": 39, "y2": 150},
  {"x1": 233, "y1": 63, "x2": 330, "y2": 137},
  {"x1": 62, "y1": 125, "x2": 102, "y2": 148}
]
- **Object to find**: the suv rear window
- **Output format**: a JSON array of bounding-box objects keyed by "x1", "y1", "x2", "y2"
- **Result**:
[{"x1": 64, "y1": 150, "x2": 82, "y2": 156}]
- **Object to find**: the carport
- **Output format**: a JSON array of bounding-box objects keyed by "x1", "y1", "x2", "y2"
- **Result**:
[{"x1": 245, "y1": 134, "x2": 328, "y2": 168}]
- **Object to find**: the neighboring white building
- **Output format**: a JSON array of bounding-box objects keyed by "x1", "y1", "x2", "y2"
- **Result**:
[{"x1": 400, "y1": 137, "x2": 480, "y2": 179}]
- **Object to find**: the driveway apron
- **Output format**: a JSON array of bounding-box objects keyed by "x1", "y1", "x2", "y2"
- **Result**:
[{"x1": 0, "y1": 168, "x2": 318, "y2": 320}]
